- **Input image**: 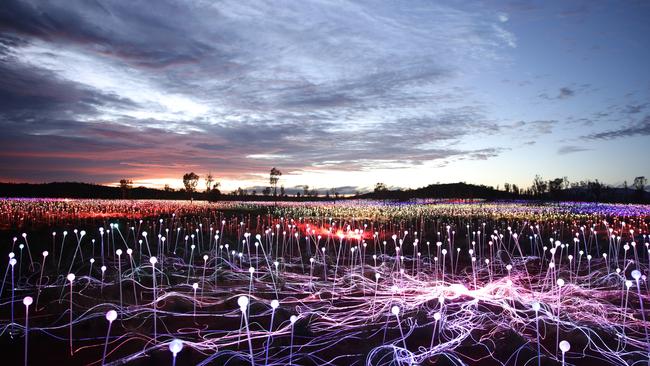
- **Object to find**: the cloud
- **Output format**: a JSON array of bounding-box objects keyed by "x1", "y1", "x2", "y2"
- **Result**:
[
  {"x1": 558, "y1": 87, "x2": 575, "y2": 99},
  {"x1": 0, "y1": 0, "x2": 519, "y2": 186},
  {"x1": 557, "y1": 145, "x2": 590, "y2": 155},
  {"x1": 539, "y1": 87, "x2": 576, "y2": 100},
  {"x1": 584, "y1": 116, "x2": 650, "y2": 140},
  {"x1": 508, "y1": 120, "x2": 558, "y2": 137},
  {"x1": 624, "y1": 103, "x2": 648, "y2": 115}
]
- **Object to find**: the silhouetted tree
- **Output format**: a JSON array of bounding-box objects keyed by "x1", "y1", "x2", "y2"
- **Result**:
[
  {"x1": 280, "y1": 185, "x2": 285, "y2": 197},
  {"x1": 374, "y1": 182, "x2": 388, "y2": 193},
  {"x1": 548, "y1": 177, "x2": 564, "y2": 199},
  {"x1": 205, "y1": 172, "x2": 214, "y2": 193},
  {"x1": 262, "y1": 187, "x2": 271, "y2": 196},
  {"x1": 532, "y1": 175, "x2": 547, "y2": 196},
  {"x1": 504, "y1": 182, "x2": 511, "y2": 193},
  {"x1": 207, "y1": 186, "x2": 221, "y2": 201},
  {"x1": 633, "y1": 176, "x2": 646, "y2": 191},
  {"x1": 634, "y1": 176, "x2": 647, "y2": 202},
  {"x1": 182, "y1": 172, "x2": 199, "y2": 199},
  {"x1": 119, "y1": 179, "x2": 133, "y2": 199},
  {"x1": 512, "y1": 184, "x2": 520, "y2": 195},
  {"x1": 270, "y1": 167, "x2": 282, "y2": 196},
  {"x1": 588, "y1": 180, "x2": 602, "y2": 201}
]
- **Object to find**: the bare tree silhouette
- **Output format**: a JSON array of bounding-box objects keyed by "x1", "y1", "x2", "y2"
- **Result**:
[
  {"x1": 270, "y1": 167, "x2": 282, "y2": 196},
  {"x1": 205, "y1": 172, "x2": 214, "y2": 193}
]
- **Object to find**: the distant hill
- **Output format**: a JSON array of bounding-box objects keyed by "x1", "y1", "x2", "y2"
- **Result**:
[
  {"x1": 363, "y1": 182, "x2": 647, "y2": 203},
  {"x1": 0, "y1": 182, "x2": 193, "y2": 200},
  {"x1": 0, "y1": 181, "x2": 646, "y2": 203},
  {"x1": 359, "y1": 182, "x2": 519, "y2": 200}
]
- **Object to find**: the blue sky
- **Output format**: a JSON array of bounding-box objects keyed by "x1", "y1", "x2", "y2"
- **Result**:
[{"x1": 0, "y1": 0, "x2": 648, "y2": 192}]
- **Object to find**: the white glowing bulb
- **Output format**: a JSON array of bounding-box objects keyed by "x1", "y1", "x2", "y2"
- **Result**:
[
  {"x1": 106, "y1": 310, "x2": 117, "y2": 322},
  {"x1": 169, "y1": 339, "x2": 183, "y2": 355},
  {"x1": 391, "y1": 305, "x2": 400, "y2": 316},
  {"x1": 559, "y1": 340, "x2": 570, "y2": 353},
  {"x1": 238, "y1": 295, "x2": 249, "y2": 311}
]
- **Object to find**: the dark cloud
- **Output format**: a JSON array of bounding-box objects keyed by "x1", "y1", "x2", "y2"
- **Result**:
[
  {"x1": 584, "y1": 116, "x2": 650, "y2": 140},
  {"x1": 624, "y1": 103, "x2": 648, "y2": 115},
  {"x1": 558, "y1": 87, "x2": 575, "y2": 99},
  {"x1": 0, "y1": 57, "x2": 137, "y2": 118},
  {"x1": 548, "y1": 81, "x2": 599, "y2": 102},
  {"x1": 538, "y1": 87, "x2": 575, "y2": 100},
  {"x1": 0, "y1": 0, "x2": 214, "y2": 69}
]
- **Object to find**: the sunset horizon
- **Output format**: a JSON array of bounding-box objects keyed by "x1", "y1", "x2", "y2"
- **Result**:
[{"x1": 1, "y1": 1, "x2": 648, "y2": 192}]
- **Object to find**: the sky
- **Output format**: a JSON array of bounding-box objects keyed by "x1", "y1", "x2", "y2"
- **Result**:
[{"x1": 1, "y1": 0, "x2": 649, "y2": 193}]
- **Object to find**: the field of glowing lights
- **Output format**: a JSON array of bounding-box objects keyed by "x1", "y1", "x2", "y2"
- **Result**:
[{"x1": 1, "y1": 198, "x2": 649, "y2": 366}]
